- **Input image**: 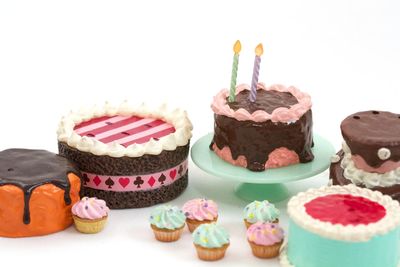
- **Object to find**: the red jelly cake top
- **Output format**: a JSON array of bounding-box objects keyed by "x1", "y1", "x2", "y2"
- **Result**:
[
  {"x1": 57, "y1": 102, "x2": 193, "y2": 157},
  {"x1": 74, "y1": 115, "x2": 176, "y2": 147},
  {"x1": 304, "y1": 194, "x2": 386, "y2": 226},
  {"x1": 287, "y1": 185, "x2": 400, "y2": 242}
]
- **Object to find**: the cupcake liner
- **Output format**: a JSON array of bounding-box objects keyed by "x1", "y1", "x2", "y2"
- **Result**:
[
  {"x1": 150, "y1": 224, "x2": 185, "y2": 242},
  {"x1": 244, "y1": 219, "x2": 279, "y2": 229},
  {"x1": 186, "y1": 217, "x2": 218, "y2": 233},
  {"x1": 248, "y1": 241, "x2": 283, "y2": 259},
  {"x1": 73, "y1": 215, "x2": 108, "y2": 234},
  {"x1": 194, "y1": 244, "x2": 229, "y2": 261}
]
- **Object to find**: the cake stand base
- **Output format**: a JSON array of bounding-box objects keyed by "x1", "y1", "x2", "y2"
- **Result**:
[{"x1": 234, "y1": 183, "x2": 290, "y2": 202}]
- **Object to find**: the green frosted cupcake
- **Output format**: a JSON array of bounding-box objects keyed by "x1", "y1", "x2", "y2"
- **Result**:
[
  {"x1": 149, "y1": 205, "x2": 186, "y2": 242},
  {"x1": 243, "y1": 200, "x2": 280, "y2": 228},
  {"x1": 192, "y1": 223, "x2": 230, "y2": 261}
]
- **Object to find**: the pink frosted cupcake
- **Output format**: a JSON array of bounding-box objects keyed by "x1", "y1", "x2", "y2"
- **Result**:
[
  {"x1": 182, "y1": 198, "x2": 218, "y2": 232},
  {"x1": 247, "y1": 222, "x2": 284, "y2": 258},
  {"x1": 72, "y1": 196, "x2": 110, "y2": 234}
]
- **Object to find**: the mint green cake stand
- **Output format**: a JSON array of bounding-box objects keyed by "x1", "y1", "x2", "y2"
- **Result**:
[{"x1": 191, "y1": 133, "x2": 335, "y2": 203}]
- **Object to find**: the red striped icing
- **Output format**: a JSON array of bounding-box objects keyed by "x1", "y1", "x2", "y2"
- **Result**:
[{"x1": 73, "y1": 115, "x2": 176, "y2": 147}]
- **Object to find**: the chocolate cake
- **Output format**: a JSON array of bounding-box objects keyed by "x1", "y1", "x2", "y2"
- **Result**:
[
  {"x1": 0, "y1": 149, "x2": 82, "y2": 237},
  {"x1": 330, "y1": 111, "x2": 400, "y2": 201},
  {"x1": 210, "y1": 83, "x2": 314, "y2": 172},
  {"x1": 57, "y1": 102, "x2": 192, "y2": 209}
]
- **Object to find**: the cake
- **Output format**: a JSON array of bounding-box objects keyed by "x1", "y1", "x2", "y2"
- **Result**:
[
  {"x1": 182, "y1": 198, "x2": 218, "y2": 232},
  {"x1": 243, "y1": 200, "x2": 280, "y2": 228},
  {"x1": 280, "y1": 185, "x2": 400, "y2": 267},
  {"x1": 192, "y1": 223, "x2": 230, "y2": 261},
  {"x1": 0, "y1": 149, "x2": 82, "y2": 237},
  {"x1": 72, "y1": 196, "x2": 109, "y2": 234},
  {"x1": 247, "y1": 222, "x2": 284, "y2": 258},
  {"x1": 57, "y1": 102, "x2": 192, "y2": 209},
  {"x1": 210, "y1": 83, "x2": 314, "y2": 172},
  {"x1": 149, "y1": 205, "x2": 186, "y2": 242},
  {"x1": 330, "y1": 111, "x2": 400, "y2": 201}
]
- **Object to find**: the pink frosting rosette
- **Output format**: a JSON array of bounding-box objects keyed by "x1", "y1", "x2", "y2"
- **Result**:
[
  {"x1": 211, "y1": 83, "x2": 312, "y2": 123},
  {"x1": 182, "y1": 198, "x2": 218, "y2": 221},
  {"x1": 247, "y1": 222, "x2": 284, "y2": 246},
  {"x1": 72, "y1": 197, "x2": 110, "y2": 220}
]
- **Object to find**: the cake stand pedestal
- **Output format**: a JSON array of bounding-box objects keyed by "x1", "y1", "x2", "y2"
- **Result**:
[{"x1": 191, "y1": 133, "x2": 335, "y2": 203}]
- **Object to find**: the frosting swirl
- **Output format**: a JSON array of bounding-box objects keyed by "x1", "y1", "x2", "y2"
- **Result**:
[
  {"x1": 192, "y1": 223, "x2": 230, "y2": 248},
  {"x1": 247, "y1": 222, "x2": 284, "y2": 246},
  {"x1": 243, "y1": 200, "x2": 280, "y2": 224},
  {"x1": 211, "y1": 83, "x2": 312, "y2": 123},
  {"x1": 182, "y1": 198, "x2": 218, "y2": 221},
  {"x1": 149, "y1": 205, "x2": 186, "y2": 230},
  {"x1": 72, "y1": 197, "x2": 109, "y2": 220}
]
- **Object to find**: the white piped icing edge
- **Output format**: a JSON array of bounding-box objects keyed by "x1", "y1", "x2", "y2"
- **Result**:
[
  {"x1": 57, "y1": 101, "x2": 193, "y2": 158},
  {"x1": 211, "y1": 83, "x2": 312, "y2": 123},
  {"x1": 287, "y1": 184, "x2": 400, "y2": 242},
  {"x1": 279, "y1": 244, "x2": 295, "y2": 267},
  {"x1": 341, "y1": 142, "x2": 400, "y2": 188}
]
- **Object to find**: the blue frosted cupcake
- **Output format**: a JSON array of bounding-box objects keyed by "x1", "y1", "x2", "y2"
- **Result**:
[
  {"x1": 192, "y1": 223, "x2": 230, "y2": 261},
  {"x1": 243, "y1": 200, "x2": 280, "y2": 228},
  {"x1": 149, "y1": 205, "x2": 186, "y2": 242}
]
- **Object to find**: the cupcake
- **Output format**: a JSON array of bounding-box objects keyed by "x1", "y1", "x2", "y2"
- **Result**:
[
  {"x1": 193, "y1": 223, "x2": 230, "y2": 261},
  {"x1": 182, "y1": 198, "x2": 218, "y2": 232},
  {"x1": 149, "y1": 205, "x2": 186, "y2": 242},
  {"x1": 243, "y1": 200, "x2": 280, "y2": 228},
  {"x1": 247, "y1": 222, "x2": 284, "y2": 258},
  {"x1": 72, "y1": 196, "x2": 109, "y2": 234}
]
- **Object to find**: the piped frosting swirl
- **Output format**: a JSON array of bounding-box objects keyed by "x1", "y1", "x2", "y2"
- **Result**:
[{"x1": 72, "y1": 197, "x2": 109, "y2": 220}]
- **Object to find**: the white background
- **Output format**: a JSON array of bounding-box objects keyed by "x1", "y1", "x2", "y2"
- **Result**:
[{"x1": 0, "y1": 0, "x2": 400, "y2": 266}]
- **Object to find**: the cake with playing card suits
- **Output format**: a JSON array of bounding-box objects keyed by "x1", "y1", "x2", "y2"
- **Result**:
[{"x1": 57, "y1": 102, "x2": 192, "y2": 209}]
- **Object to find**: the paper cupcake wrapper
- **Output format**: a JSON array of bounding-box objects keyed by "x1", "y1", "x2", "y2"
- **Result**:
[
  {"x1": 186, "y1": 217, "x2": 218, "y2": 233},
  {"x1": 248, "y1": 241, "x2": 282, "y2": 259},
  {"x1": 244, "y1": 219, "x2": 279, "y2": 229},
  {"x1": 194, "y1": 244, "x2": 229, "y2": 261},
  {"x1": 73, "y1": 215, "x2": 108, "y2": 234},
  {"x1": 151, "y1": 224, "x2": 185, "y2": 242}
]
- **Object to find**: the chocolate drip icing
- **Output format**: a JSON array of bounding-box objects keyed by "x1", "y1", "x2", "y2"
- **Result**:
[
  {"x1": 210, "y1": 90, "x2": 314, "y2": 172},
  {"x1": 0, "y1": 149, "x2": 80, "y2": 224},
  {"x1": 341, "y1": 111, "x2": 400, "y2": 168},
  {"x1": 330, "y1": 150, "x2": 400, "y2": 202}
]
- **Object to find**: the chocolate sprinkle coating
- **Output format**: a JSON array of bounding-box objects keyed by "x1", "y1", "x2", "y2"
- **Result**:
[
  {"x1": 58, "y1": 141, "x2": 190, "y2": 208},
  {"x1": 330, "y1": 150, "x2": 400, "y2": 202},
  {"x1": 83, "y1": 171, "x2": 188, "y2": 209},
  {"x1": 58, "y1": 142, "x2": 189, "y2": 175}
]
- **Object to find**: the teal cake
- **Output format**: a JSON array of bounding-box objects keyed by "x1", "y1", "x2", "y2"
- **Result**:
[{"x1": 280, "y1": 185, "x2": 400, "y2": 267}]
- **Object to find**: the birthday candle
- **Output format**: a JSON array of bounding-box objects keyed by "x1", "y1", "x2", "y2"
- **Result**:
[
  {"x1": 249, "y1": 43, "x2": 264, "y2": 102},
  {"x1": 228, "y1": 40, "x2": 241, "y2": 102}
]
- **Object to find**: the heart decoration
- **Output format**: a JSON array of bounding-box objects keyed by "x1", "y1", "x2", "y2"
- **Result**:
[
  {"x1": 118, "y1": 177, "x2": 130, "y2": 188},
  {"x1": 169, "y1": 169, "x2": 177, "y2": 179}
]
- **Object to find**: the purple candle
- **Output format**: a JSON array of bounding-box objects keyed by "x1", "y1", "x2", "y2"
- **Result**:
[{"x1": 249, "y1": 43, "x2": 264, "y2": 102}]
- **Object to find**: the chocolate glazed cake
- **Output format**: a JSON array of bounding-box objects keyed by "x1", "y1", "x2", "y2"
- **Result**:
[
  {"x1": 210, "y1": 83, "x2": 314, "y2": 172},
  {"x1": 0, "y1": 149, "x2": 82, "y2": 237},
  {"x1": 57, "y1": 102, "x2": 192, "y2": 209},
  {"x1": 330, "y1": 111, "x2": 400, "y2": 201}
]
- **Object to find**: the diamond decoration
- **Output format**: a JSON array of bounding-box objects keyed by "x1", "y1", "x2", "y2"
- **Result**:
[
  {"x1": 93, "y1": 176, "x2": 102, "y2": 186},
  {"x1": 148, "y1": 176, "x2": 156, "y2": 187}
]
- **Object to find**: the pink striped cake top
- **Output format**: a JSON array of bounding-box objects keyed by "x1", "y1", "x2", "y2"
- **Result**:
[{"x1": 74, "y1": 115, "x2": 176, "y2": 147}]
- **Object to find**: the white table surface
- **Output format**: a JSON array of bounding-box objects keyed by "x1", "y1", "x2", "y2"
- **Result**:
[{"x1": 0, "y1": 0, "x2": 400, "y2": 266}]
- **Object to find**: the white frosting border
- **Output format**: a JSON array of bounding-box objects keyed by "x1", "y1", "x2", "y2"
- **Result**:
[
  {"x1": 57, "y1": 101, "x2": 193, "y2": 158},
  {"x1": 341, "y1": 142, "x2": 400, "y2": 188},
  {"x1": 279, "y1": 244, "x2": 295, "y2": 267},
  {"x1": 287, "y1": 185, "x2": 400, "y2": 242}
]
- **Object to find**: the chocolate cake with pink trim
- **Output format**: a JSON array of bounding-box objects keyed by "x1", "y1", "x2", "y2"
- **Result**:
[
  {"x1": 57, "y1": 102, "x2": 192, "y2": 209},
  {"x1": 330, "y1": 110, "x2": 400, "y2": 201},
  {"x1": 210, "y1": 83, "x2": 313, "y2": 172}
]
